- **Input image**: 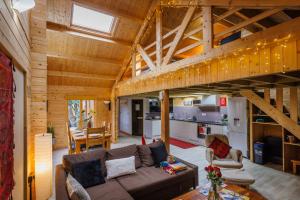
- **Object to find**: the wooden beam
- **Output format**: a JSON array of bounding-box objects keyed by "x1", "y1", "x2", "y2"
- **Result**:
[
  {"x1": 276, "y1": 88, "x2": 283, "y2": 112},
  {"x1": 203, "y1": 6, "x2": 213, "y2": 52},
  {"x1": 290, "y1": 87, "x2": 298, "y2": 122},
  {"x1": 264, "y1": 88, "x2": 270, "y2": 103},
  {"x1": 137, "y1": 44, "x2": 156, "y2": 70},
  {"x1": 47, "y1": 70, "x2": 116, "y2": 80},
  {"x1": 215, "y1": 9, "x2": 282, "y2": 39},
  {"x1": 240, "y1": 90, "x2": 300, "y2": 140},
  {"x1": 234, "y1": 11, "x2": 267, "y2": 30},
  {"x1": 156, "y1": 5, "x2": 163, "y2": 67},
  {"x1": 132, "y1": 51, "x2": 136, "y2": 78},
  {"x1": 47, "y1": 22, "x2": 132, "y2": 47},
  {"x1": 160, "y1": 0, "x2": 300, "y2": 7},
  {"x1": 115, "y1": 0, "x2": 159, "y2": 82},
  {"x1": 214, "y1": 7, "x2": 241, "y2": 23},
  {"x1": 160, "y1": 90, "x2": 170, "y2": 152},
  {"x1": 73, "y1": 0, "x2": 144, "y2": 24},
  {"x1": 162, "y1": 6, "x2": 196, "y2": 65},
  {"x1": 47, "y1": 52, "x2": 123, "y2": 65},
  {"x1": 144, "y1": 12, "x2": 202, "y2": 51}
]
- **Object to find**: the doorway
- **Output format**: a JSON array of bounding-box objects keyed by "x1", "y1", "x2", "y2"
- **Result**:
[{"x1": 132, "y1": 100, "x2": 143, "y2": 136}]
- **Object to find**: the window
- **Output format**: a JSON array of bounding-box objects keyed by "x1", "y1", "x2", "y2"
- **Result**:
[
  {"x1": 71, "y1": 3, "x2": 116, "y2": 34},
  {"x1": 68, "y1": 100, "x2": 95, "y2": 128}
]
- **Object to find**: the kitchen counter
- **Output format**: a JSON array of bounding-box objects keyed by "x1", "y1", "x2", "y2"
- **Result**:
[{"x1": 145, "y1": 118, "x2": 227, "y2": 126}]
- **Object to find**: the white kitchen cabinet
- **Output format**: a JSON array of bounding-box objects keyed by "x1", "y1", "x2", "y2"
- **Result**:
[
  {"x1": 170, "y1": 120, "x2": 203, "y2": 145},
  {"x1": 144, "y1": 120, "x2": 161, "y2": 138}
]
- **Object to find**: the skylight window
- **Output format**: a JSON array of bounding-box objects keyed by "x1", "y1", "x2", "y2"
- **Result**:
[{"x1": 71, "y1": 4, "x2": 116, "y2": 34}]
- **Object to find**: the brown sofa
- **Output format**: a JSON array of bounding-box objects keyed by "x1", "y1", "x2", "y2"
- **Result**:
[{"x1": 56, "y1": 142, "x2": 198, "y2": 200}]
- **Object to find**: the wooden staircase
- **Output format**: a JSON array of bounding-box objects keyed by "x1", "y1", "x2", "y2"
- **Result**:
[{"x1": 240, "y1": 88, "x2": 300, "y2": 173}]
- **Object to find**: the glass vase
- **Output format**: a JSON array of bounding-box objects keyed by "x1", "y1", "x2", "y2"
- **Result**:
[{"x1": 208, "y1": 183, "x2": 220, "y2": 200}]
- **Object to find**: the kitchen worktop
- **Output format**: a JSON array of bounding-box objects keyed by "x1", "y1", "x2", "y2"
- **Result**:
[{"x1": 145, "y1": 118, "x2": 227, "y2": 126}]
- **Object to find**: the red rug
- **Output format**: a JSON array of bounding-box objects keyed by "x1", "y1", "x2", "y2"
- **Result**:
[{"x1": 170, "y1": 138, "x2": 198, "y2": 149}]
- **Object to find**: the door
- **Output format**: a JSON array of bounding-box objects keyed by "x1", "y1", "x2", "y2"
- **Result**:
[
  {"x1": 132, "y1": 100, "x2": 143, "y2": 136},
  {"x1": 12, "y1": 67, "x2": 25, "y2": 200}
]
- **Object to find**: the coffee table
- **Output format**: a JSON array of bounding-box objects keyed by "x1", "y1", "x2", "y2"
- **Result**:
[{"x1": 173, "y1": 184, "x2": 266, "y2": 200}]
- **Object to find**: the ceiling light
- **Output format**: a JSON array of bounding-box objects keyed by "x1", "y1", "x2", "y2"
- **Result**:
[{"x1": 12, "y1": 0, "x2": 35, "y2": 13}]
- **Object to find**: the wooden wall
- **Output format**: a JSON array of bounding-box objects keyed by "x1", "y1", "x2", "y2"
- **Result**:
[
  {"x1": 0, "y1": 0, "x2": 31, "y2": 198},
  {"x1": 47, "y1": 85, "x2": 111, "y2": 149}
]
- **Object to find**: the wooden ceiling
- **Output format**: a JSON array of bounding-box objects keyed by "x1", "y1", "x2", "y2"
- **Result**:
[
  {"x1": 47, "y1": 0, "x2": 300, "y2": 89},
  {"x1": 46, "y1": 0, "x2": 152, "y2": 87}
]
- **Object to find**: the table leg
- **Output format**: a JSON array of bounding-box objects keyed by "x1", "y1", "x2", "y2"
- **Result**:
[{"x1": 293, "y1": 163, "x2": 296, "y2": 174}]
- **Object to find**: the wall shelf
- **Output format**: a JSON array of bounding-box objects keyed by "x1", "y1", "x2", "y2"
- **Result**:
[
  {"x1": 252, "y1": 122, "x2": 280, "y2": 126},
  {"x1": 284, "y1": 142, "x2": 300, "y2": 147}
]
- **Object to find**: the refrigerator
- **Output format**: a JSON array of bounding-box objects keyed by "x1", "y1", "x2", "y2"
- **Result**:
[{"x1": 227, "y1": 97, "x2": 248, "y2": 157}]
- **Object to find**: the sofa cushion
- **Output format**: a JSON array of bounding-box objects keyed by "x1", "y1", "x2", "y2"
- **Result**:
[
  {"x1": 86, "y1": 179, "x2": 134, "y2": 200},
  {"x1": 116, "y1": 166, "x2": 194, "y2": 198},
  {"x1": 66, "y1": 174, "x2": 91, "y2": 200},
  {"x1": 71, "y1": 159, "x2": 105, "y2": 188},
  {"x1": 107, "y1": 144, "x2": 142, "y2": 168},
  {"x1": 149, "y1": 143, "x2": 168, "y2": 167},
  {"x1": 106, "y1": 156, "x2": 136, "y2": 179},
  {"x1": 63, "y1": 148, "x2": 107, "y2": 176},
  {"x1": 209, "y1": 137, "x2": 231, "y2": 159},
  {"x1": 137, "y1": 146, "x2": 154, "y2": 167}
]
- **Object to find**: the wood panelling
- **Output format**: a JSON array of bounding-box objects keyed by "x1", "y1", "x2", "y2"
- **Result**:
[
  {"x1": 30, "y1": 2, "x2": 48, "y2": 190},
  {"x1": 48, "y1": 86, "x2": 111, "y2": 149}
]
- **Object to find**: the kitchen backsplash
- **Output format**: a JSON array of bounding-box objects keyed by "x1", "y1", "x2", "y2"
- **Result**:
[{"x1": 173, "y1": 106, "x2": 227, "y2": 122}]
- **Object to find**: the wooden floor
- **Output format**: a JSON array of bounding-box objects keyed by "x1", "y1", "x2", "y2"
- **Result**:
[{"x1": 51, "y1": 136, "x2": 300, "y2": 200}]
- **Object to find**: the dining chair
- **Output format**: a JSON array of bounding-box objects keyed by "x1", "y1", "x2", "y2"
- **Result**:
[
  {"x1": 66, "y1": 122, "x2": 75, "y2": 154},
  {"x1": 105, "y1": 122, "x2": 111, "y2": 134},
  {"x1": 86, "y1": 127, "x2": 106, "y2": 151}
]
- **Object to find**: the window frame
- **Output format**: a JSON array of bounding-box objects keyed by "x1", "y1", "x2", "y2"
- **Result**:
[{"x1": 70, "y1": 2, "x2": 118, "y2": 37}]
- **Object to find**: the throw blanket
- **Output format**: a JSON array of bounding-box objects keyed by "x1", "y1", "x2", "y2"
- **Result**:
[{"x1": 0, "y1": 52, "x2": 14, "y2": 199}]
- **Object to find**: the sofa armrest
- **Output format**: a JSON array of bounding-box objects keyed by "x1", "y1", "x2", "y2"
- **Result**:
[
  {"x1": 56, "y1": 164, "x2": 70, "y2": 200},
  {"x1": 206, "y1": 148, "x2": 214, "y2": 164},
  {"x1": 174, "y1": 156, "x2": 198, "y2": 188},
  {"x1": 229, "y1": 149, "x2": 243, "y2": 163}
]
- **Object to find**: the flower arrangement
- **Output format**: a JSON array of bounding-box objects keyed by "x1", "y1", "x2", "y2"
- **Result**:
[
  {"x1": 205, "y1": 165, "x2": 222, "y2": 200},
  {"x1": 82, "y1": 109, "x2": 96, "y2": 128}
]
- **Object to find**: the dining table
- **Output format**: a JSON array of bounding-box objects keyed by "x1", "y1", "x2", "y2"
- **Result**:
[{"x1": 70, "y1": 128, "x2": 112, "y2": 154}]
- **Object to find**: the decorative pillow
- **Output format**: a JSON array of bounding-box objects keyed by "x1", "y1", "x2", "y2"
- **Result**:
[
  {"x1": 137, "y1": 145, "x2": 154, "y2": 166},
  {"x1": 149, "y1": 142, "x2": 168, "y2": 167},
  {"x1": 71, "y1": 159, "x2": 105, "y2": 188},
  {"x1": 208, "y1": 137, "x2": 231, "y2": 159},
  {"x1": 105, "y1": 156, "x2": 136, "y2": 179},
  {"x1": 66, "y1": 174, "x2": 91, "y2": 200},
  {"x1": 63, "y1": 148, "x2": 107, "y2": 176},
  {"x1": 107, "y1": 144, "x2": 142, "y2": 168}
]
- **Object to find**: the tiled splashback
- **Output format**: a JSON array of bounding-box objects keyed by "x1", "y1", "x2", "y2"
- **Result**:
[{"x1": 173, "y1": 106, "x2": 227, "y2": 122}]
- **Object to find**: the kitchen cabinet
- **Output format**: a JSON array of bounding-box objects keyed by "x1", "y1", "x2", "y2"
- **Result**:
[{"x1": 144, "y1": 120, "x2": 161, "y2": 138}]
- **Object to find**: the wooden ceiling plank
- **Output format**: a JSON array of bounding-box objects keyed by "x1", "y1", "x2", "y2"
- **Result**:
[
  {"x1": 162, "y1": 6, "x2": 197, "y2": 65},
  {"x1": 215, "y1": 8, "x2": 282, "y2": 38},
  {"x1": 203, "y1": 6, "x2": 213, "y2": 52},
  {"x1": 47, "y1": 52, "x2": 123, "y2": 66},
  {"x1": 47, "y1": 22, "x2": 132, "y2": 47},
  {"x1": 48, "y1": 70, "x2": 116, "y2": 80},
  {"x1": 160, "y1": 0, "x2": 300, "y2": 7},
  {"x1": 137, "y1": 44, "x2": 156, "y2": 70},
  {"x1": 73, "y1": 0, "x2": 144, "y2": 24},
  {"x1": 132, "y1": 51, "x2": 136, "y2": 78}
]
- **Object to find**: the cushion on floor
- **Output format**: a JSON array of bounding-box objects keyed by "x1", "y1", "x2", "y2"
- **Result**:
[
  {"x1": 212, "y1": 159, "x2": 243, "y2": 169},
  {"x1": 107, "y1": 144, "x2": 142, "y2": 168},
  {"x1": 116, "y1": 166, "x2": 194, "y2": 197},
  {"x1": 86, "y1": 179, "x2": 134, "y2": 200}
]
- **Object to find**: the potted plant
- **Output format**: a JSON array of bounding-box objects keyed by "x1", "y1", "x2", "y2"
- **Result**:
[
  {"x1": 205, "y1": 165, "x2": 222, "y2": 200},
  {"x1": 82, "y1": 109, "x2": 96, "y2": 128},
  {"x1": 47, "y1": 122, "x2": 56, "y2": 145}
]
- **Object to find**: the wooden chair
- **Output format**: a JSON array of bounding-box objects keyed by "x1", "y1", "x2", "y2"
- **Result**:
[
  {"x1": 105, "y1": 122, "x2": 111, "y2": 134},
  {"x1": 66, "y1": 122, "x2": 75, "y2": 154},
  {"x1": 86, "y1": 127, "x2": 106, "y2": 151}
]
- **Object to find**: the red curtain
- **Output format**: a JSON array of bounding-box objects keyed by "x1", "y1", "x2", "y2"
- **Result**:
[{"x1": 0, "y1": 51, "x2": 14, "y2": 200}]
